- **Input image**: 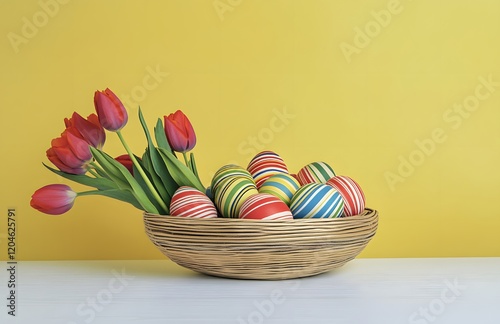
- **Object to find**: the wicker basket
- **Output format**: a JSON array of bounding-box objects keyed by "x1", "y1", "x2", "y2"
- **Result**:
[{"x1": 143, "y1": 208, "x2": 378, "y2": 280}]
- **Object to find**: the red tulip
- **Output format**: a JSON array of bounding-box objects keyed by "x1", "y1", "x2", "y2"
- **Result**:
[
  {"x1": 94, "y1": 88, "x2": 128, "y2": 131},
  {"x1": 47, "y1": 130, "x2": 92, "y2": 175},
  {"x1": 164, "y1": 110, "x2": 196, "y2": 153},
  {"x1": 30, "y1": 184, "x2": 77, "y2": 215},
  {"x1": 115, "y1": 154, "x2": 134, "y2": 174},
  {"x1": 64, "y1": 112, "x2": 106, "y2": 149}
]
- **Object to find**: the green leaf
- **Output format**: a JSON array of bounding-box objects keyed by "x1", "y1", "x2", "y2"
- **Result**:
[
  {"x1": 133, "y1": 158, "x2": 168, "y2": 215},
  {"x1": 43, "y1": 163, "x2": 118, "y2": 190},
  {"x1": 90, "y1": 148, "x2": 130, "y2": 189},
  {"x1": 189, "y1": 152, "x2": 200, "y2": 179},
  {"x1": 138, "y1": 108, "x2": 177, "y2": 199},
  {"x1": 157, "y1": 147, "x2": 205, "y2": 192},
  {"x1": 79, "y1": 189, "x2": 144, "y2": 210},
  {"x1": 154, "y1": 118, "x2": 173, "y2": 152},
  {"x1": 90, "y1": 147, "x2": 159, "y2": 214}
]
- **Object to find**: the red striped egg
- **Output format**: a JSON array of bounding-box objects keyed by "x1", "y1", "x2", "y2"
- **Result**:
[
  {"x1": 247, "y1": 151, "x2": 288, "y2": 189},
  {"x1": 326, "y1": 176, "x2": 365, "y2": 216},
  {"x1": 297, "y1": 161, "x2": 336, "y2": 185},
  {"x1": 239, "y1": 193, "x2": 293, "y2": 220},
  {"x1": 170, "y1": 186, "x2": 218, "y2": 218}
]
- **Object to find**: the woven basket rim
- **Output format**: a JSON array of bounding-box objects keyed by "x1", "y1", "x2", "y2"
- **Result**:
[{"x1": 144, "y1": 207, "x2": 377, "y2": 224}]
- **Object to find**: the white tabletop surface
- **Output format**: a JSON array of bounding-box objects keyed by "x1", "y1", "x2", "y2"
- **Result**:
[{"x1": 1, "y1": 258, "x2": 499, "y2": 324}]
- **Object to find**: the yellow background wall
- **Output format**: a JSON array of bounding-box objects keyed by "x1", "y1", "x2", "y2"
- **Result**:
[{"x1": 1, "y1": 0, "x2": 499, "y2": 261}]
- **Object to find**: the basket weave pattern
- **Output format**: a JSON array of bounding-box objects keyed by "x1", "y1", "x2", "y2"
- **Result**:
[{"x1": 144, "y1": 208, "x2": 378, "y2": 280}]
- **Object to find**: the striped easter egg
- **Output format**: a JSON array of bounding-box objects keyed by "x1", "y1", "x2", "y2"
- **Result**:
[
  {"x1": 259, "y1": 173, "x2": 301, "y2": 206},
  {"x1": 247, "y1": 151, "x2": 288, "y2": 189},
  {"x1": 239, "y1": 193, "x2": 293, "y2": 220},
  {"x1": 170, "y1": 186, "x2": 218, "y2": 218},
  {"x1": 214, "y1": 177, "x2": 258, "y2": 218},
  {"x1": 297, "y1": 162, "x2": 336, "y2": 185},
  {"x1": 290, "y1": 183, "x2": 344, "y2": 219},
  {"x1": 326, "y1": 176, "x2": 365, "y2": 216},
  {"x1": 211, "y1": 164, "x2": 254, "y2": 193}
]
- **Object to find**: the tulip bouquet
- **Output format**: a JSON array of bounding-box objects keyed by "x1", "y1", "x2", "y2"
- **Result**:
[{"x1": 30, "y1": 88, "x2": 203, "y2": 216}]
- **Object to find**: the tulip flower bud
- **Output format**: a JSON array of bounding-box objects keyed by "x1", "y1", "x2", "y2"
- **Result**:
[
  {"x1": 94, "y1": 88, "x2": 128, "y2": 131},
  {"x1": 164, "y1": 110, "x2": 197, "y2": 153},
  {"x1": 115, "y1": 154, "x2": 135, "y2": 175},
  {"x1": 30, "y1": 184, "x2": 77, "y2": 215},
  {"x1": 64, "y1": 112, "x2": 106, "y2": 149},
  {"x1": 47, "y1": 130, "x2": 92, "y2": 175}
]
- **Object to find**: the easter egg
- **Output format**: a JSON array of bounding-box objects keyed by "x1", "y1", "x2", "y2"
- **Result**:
[
  {"x1": 247, "y1": 151, "x2": 288, "y2": 189},
  {"x1": 239, "y1": 193, "x2": 293, "y2": 220},
  {"x1": 205, "y1": 186, "x2": 214, "y2": 201},
  {"x1": 326, "y1": 176, "x2": 366, "y2": 216},
  {"x1": 170, "y1": 186, "x2": 218, "y2": 218},
  {"x1": 290, "y1": 183, "x2": 344, "y2": 219},
  {"x1": 214, "y1": 177, "x2": 258, "y2": 218},
  {"x1": 259, "y1": 173, "x2": 301, "y2": 206},
  {"x1": 297, "y1": 162, "x2": 336, "y2": 185},
  {"x1": 211, "y1": 164, "x2": 254, "y2": 193}
]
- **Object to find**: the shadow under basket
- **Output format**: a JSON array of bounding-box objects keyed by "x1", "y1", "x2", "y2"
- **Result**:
[{"x1": 143, "y1": 208, "x2": 378, "y2": 280}]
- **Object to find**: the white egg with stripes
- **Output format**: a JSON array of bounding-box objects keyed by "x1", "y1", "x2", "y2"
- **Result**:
[{"x1": 170, "y1": 186, "x2": 218, "y2": 218}]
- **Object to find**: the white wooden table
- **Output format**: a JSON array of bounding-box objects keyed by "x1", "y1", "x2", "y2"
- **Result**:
[{"x1": 1, "y1": 258, "x2": 499, "y2": 324}]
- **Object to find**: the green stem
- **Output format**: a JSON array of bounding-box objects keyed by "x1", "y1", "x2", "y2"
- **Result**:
[
  {"x1": 182, "y1": 152, "x2": 189, "y2": 166},
  {"x1": 116, "y1": 130, "x2": 168, "y2": 212},
  {"x1": 77, "y1": 190, "x2": 100, "y2": 197},
  {"x1": 87, "y1": 168, "x2": 99, "y2": 178},
  {"x1": 90, "y1": 162, "x2": 106, "y2": 175}
]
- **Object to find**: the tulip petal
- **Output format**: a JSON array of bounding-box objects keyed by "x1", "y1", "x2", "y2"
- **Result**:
[
  {"x1": 46, "y1": 148, "x2": 87, "y2": 175},
  {"x1": 30, "y1": 184, "x2": 76, "y2": 215},
  {"x1": 66, "y1": 131, "x2": 92, "y2": 162},
  {"x1": 94, "y1": 88, "x2": 128, "y2": 131}
]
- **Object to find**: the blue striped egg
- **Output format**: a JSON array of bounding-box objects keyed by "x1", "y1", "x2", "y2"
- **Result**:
[
  {"x1": 214, "y1": 177, "x2": 258, "y2": 218},
  {"x1": 290, "y1": 183, "x2": 344, "y2": 219},
  {"x1": 297, "y1": 162, "x2": 336, "y2": 185},
  {"x1": 259, "y1": 173, "x2": 301, "y2": 206}
]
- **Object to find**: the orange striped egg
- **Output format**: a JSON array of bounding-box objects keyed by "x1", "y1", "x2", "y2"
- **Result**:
[
  {"x1": 170, "y1": 186, "x2": 218, "y2": 218},
  {"x1": 239, "y1": 193, "x2": 293, "y2": 220}
]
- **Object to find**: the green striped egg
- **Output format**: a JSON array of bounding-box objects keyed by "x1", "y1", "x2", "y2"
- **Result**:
[
  {"x1": 214, "y1": 177, "x2": 258, "y2": 218},
  {"x1": 297, "y1": 162, "x2": 336, "y2": 185},
  {"x1": 290, "y1": 183, "x2": 344, "y2": 219},
  {"x1": 211, "y1": 164, "x2": 254, "y2": 193},
  {"x1": 259, "y1": 173, "x2": 301, "y2": 206}
]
